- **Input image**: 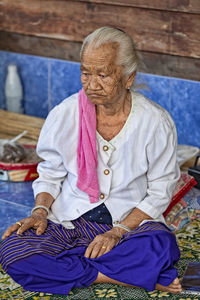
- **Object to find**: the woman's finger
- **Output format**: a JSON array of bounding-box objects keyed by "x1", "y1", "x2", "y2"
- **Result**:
[
  {"x1": 96, "y1": 244, "x2": 109, "y2": 258},
  {"x1": 84, "y1": 242, "x2": 95, "y2": 258},
  {"x1": 17, "y1": 216, "x2": 47, "y2": 235},
  {"x1": 85, "y1": 231, "x2": 120, "y2": 258},
  {"x1": 89, "y1": 243, "x2": 104, "y2": 259},
  {"x1": 17, "y1": 220, "x2": 33, "y2": 235},
  {"x1": 96, "y1": 240, "x2": 116, "y2": 258},
  {"x1": 36, "y1": 220, "x2": 48, "y2": 235},
  {"x1": 1, "y1": 215, "x2": 48, "y2": 240},
  {"x1": 85, "y1": 241, "x2": 109, "y2": 259},
  {"x1": 85, "y1": 241, "x2": 103, "y2": 258},
  {"x1": 2, "y1": 223, "x2": 21, "y2": 240}
]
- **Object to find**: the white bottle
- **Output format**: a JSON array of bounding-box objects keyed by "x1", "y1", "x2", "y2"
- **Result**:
[{"x1": 5, "y1": 63, "x2": 23, "y2": 114}]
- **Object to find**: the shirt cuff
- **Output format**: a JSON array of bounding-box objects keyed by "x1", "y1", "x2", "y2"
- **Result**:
[
  {"x1": 136, "y1": 201, "x2": 163, "y2": 219},
  {"x1": 32, "y1": 182, "x2": 60, "y2": 200}
]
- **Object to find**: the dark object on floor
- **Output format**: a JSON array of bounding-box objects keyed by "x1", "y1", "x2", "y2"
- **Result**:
[
  {"x1": 181, "y1": 262, "x2": 200, "y2": 294},
  {"x1": 188, "y1": 154, "x2": 200, "y2": 189},
  {"x1": 1, "y1": 142, "x2": 26, "y2": 163}
]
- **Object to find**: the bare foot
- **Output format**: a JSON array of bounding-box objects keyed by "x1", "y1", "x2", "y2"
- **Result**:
[
  {"x1": 155, "y1": 278, "x2": 182, "y2": 294},
  {"x1": 94, "y1": 273, "x2": 182, "y2": 294}
]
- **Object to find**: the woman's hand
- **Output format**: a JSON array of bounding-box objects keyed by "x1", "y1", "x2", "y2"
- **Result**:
[
  {"x1": 84, "y1": 228, "x2": 124, "y2": 259},
  {"x1": 1, "y1": 210, "x2": 48, "y2": 240}
]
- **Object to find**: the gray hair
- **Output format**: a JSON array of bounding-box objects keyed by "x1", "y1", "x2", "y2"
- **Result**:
[{"x1": 80, "y1": 27, "x2": 139, "y2": 77}]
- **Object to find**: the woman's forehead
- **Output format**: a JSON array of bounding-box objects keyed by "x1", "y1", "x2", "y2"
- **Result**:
[
  {"x1": 81, "y1": 44, "x2": 119, "y2": 70},
  {"x1": 81, "y1": 60, "x2": 114, "y2": 72}
]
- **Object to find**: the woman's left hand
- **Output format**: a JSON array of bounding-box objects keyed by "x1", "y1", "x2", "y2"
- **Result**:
[{"x1": 84, "y1": 228, "x2": 123, "y2": 259}]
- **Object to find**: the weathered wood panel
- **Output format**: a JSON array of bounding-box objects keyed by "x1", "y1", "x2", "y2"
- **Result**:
[
  {"x1": 1, "y1": 31, "x2": 199, "y2": 81},
  {"x1": 76, "y1": 0, "x2": 200, "y2": 13},
  {"x1": 0, "y1": 0, "x2": 199, "y2": 58},
  {"x1": 0, "y1": 31, "x2": 82, "y2": 62},
  {"x1": 137, "y1": 51, "x2": 200, "y2": 81}
]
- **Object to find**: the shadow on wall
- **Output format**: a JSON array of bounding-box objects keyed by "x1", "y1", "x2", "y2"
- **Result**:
[{"x1": 0, "y1": 50, "x2": 199, "y2": 148}]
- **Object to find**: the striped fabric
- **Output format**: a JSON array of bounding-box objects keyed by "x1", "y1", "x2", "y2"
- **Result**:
[{"x1": 0, "y1": 218, "x2": 112, "y2": 271}]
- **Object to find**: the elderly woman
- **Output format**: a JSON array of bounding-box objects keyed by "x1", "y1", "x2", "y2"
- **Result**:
[{"x1": 0, "y1": 27, "x2": 182, "y2": 295}]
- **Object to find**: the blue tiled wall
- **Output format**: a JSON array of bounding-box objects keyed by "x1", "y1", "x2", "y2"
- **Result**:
[{"x1": 0, "y1": 50, "x2": 199, "y2": 147}]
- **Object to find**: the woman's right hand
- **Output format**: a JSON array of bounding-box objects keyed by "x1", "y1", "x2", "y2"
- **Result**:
[{"x1": 1, "y1": 209, "x2": 48, "y2": 240}]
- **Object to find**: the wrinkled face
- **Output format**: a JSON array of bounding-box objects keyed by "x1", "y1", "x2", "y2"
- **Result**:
[{"x1": 81, "y1": 43, "x2": 130, "y2": 106}]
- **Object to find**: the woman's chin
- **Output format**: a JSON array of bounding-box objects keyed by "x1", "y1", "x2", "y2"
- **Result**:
[{"x1": 88, "y1": 97, "x2": 106, "y2": 105}]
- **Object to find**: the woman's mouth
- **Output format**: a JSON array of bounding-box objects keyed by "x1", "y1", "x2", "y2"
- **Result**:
[{"x1": 88, "y1": 93, "x2": 105, "y2": 99}]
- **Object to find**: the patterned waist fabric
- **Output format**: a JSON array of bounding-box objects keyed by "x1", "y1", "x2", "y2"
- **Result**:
[{"x1": 81, "y1": 203, "x2": 113, "y2": 224}]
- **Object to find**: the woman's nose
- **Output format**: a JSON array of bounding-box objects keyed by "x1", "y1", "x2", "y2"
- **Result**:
[{"x1": 88, "y1": 75, "x2": 100, "y2": 90}]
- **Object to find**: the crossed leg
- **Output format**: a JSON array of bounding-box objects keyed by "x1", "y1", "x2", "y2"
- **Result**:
[{"x1": 93, "y1": 272, "x2": 182, "y2": 294}]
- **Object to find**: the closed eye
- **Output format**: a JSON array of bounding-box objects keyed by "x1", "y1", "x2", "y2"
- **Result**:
[{"x1": 99, "y1": 74, "x2": 107, "y2": 79}]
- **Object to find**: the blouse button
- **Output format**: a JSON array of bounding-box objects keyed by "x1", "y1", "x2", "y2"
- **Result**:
[
  {"x1": 104, "y1": 169, "x2": 110, "y2": 175},
  {"x1": 100, "y1": 193, "x2": 105, "y2": 199},
  {"x1": 113, "y1": 221, "x2": 119, "y2": 224},
  {"x1": 103, "y1": 145, "x2": 109, "y2": 151}
]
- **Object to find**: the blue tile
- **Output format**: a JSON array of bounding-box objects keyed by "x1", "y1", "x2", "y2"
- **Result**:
[
  {"x1": 0, "y1": 181, "x2": 8, "y2": 187},
  {"x1": 50, "y1": 59, "x2": 82, "y2": 108},
  {"x1": 0, "y1": 181, "x2": 34, "y2": 236},
  {"x1": 0, "y1": 51, "x2": 48, "y2": 118},
  {"x1": 135, "y1": 72, "x2": 171, "y2": 112},
  {"x1": 0, "y1": 51, "x2": 10, "y2": 109},
  {"x1": 0, "y1": 181, "x2": 34, "y2": 207},
  {"x1": 0, "y1": 200, "x2": 31, "y2": 236},
  {"x1": 21, "y1": 55, "x2": 48, "y2": 118},
  {"x1": 170, "y1": 78, "x2": 200, "y2": 147}
]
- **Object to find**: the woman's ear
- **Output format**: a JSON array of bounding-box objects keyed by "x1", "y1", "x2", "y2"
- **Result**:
[{"x1": 126, "y1": 71, "x2": 136, "y2": 89}]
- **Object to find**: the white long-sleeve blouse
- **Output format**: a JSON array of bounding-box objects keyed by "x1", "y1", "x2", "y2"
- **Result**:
[{"x1": 32, "y1": 91, "x2": 180, "y2": 229}]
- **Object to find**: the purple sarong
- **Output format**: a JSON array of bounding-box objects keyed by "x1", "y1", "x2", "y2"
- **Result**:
[{"x1": 0, "y1": 218, "x2": 180, "y2": 295}]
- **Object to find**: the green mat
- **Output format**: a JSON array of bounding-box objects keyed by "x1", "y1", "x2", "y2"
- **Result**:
[{"x1": 1, "y1": 219, "x2": 200, "y2": 299}]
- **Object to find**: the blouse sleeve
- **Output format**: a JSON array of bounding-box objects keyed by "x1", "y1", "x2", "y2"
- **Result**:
[
  {"x1": 136, "y1": 111, "x2": 180, "y2": 219},
  {"x1": 32, "y1": 105, "x2": 68, "y2": 200}
]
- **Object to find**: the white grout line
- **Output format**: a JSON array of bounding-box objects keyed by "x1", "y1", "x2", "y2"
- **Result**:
[
  {"x1": 48, "y1": 59, "x2": 51, "y2": 112},
  {"x1": 0, "y1": 198, "x2": 32, "y2": 208}
]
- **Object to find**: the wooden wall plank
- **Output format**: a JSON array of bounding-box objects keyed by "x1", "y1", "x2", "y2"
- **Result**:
[
  {"x1": 1, "y1": 31, "x2": 199, "y2": 81},
  {"x1": 76, "y1": 0, "x2": 200, "y2": 13},
  {"x1": 0, "y1": 31, "x2": 82, "y2": 62},
  {"x1": 137, "y1": 51, "x2": 200, "y2": 81},
  {"x1": 0, "y1": 0, "x2": 199, "y2": 58}
]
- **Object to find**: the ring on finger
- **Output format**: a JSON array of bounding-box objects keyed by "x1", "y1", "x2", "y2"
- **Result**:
[
  {"x1": 102, "y1": 246, "x2": 106, "y2": 249},
  {"x1": 16, "y1": 222, "x2": 22, "y2": 227}
]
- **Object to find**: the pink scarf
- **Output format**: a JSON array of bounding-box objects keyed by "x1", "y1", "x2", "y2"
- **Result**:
[{"x1": 77, "y1": 88, "x2": 100, "y2": 203}]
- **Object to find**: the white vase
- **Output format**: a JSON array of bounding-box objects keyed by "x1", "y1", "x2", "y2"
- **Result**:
[{"x1": 5, "y1": 63, "x2": 23, "y2": 114}]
